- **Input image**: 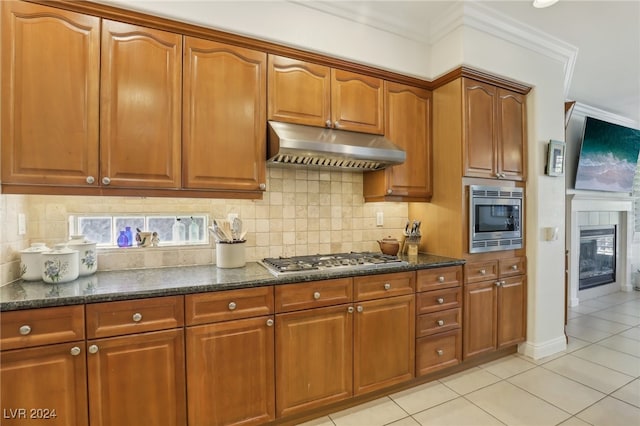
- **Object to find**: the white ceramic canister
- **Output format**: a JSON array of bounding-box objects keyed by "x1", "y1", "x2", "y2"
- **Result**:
[
  {"x1": 41, "y1": 244, "x2": 79, "y2": 283},
  {"x1": 67, "y1": 235, "x2": 98, "y2": 276},
  {"x1": 20, "y1": 243, "x2": 51, "y2": 281}
]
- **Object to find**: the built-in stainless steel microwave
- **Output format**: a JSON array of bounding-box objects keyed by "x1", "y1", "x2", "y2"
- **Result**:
[{"x1": 469, "y1": 185, "x2": 523, "y2": 253}]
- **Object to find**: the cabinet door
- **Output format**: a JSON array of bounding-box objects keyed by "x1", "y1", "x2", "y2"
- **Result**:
[
  {"x1": 1, "y1": 1, "x2": 100, "y2": 187},
  {"x1": 87, "y1": 329, "x2": 186, "y2": 426},
  {"x1": 353, "y1": 294, "x2": 415, "y2": 395},
  {"x1": 331, "y1": 69, "x2": 384, "y2": 134},
  {"x1": 364, "y1": 82, "x2": 432, "y2": 201},
  {"x1": 0, "y1": 342, "x2": 88, "y2": 426},
  {"x1": 267, "y1": 55, "x2": 331, "y2": 127},
  {"x1": 183, "y1": 37, "x2": 266, "y2": 192},
  {"x1": 186, "y1": 316, "x2": 274, "y2": 426},
  {"x1": 100, "y1": 20, "x2": 182, "y2": 189},
  {"x1": 463, "y1": 79, "x2": 497, "y2": 178},
  {"x1": 497, "y1": 89, "x2": 526, "y2": 180},
  {"x1": 275, "y1": 304, "x2": 353, "y2": 417},
  {"x1": 497, "y1": 276, "x2": 527, "y2": 348},
  {"x1": 463, "y1": 281, "x2": 497, "y2": 359}
]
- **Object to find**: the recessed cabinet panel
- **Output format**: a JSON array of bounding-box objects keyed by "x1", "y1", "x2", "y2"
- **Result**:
[
  {"x1": 186, "y1": 316, "x2": 274, "y2": 425},
  {"x1": 184, "y1": 37, "x2": 266, "y2": 191},
  {"x1": 463, "y1": 281, "x2": 497, "y2": 359},
  {"x1": 100, "y1": 20, "x2": 182, "y2": 189},
  {"x1": 275, "y1": 304, "x2": 353, "y2": 417},
  {"x1": 1, "y1": 1, "x2": 100, "y2": 186},
  {"x1": 498, "y1": 89, "x2": 526, "y2": 180},
  {"x1": 0, "y1": 342, "x2": 89, "y2": 426},
  {"x1": 267, "y1": 55, "x2": 331, "y2": 127},
  {"x1": 497, "y1": 276, "x2": 527, "y2": 348},
  {"x1": 87, "y1": 329, "x2": 186, "y2": 426},
  {"x1": 331, "y1": 69, "x2": 384, "y2": 134},
  {"x1": 463, "y1": 80, "x2": 496, "y2": 177}
]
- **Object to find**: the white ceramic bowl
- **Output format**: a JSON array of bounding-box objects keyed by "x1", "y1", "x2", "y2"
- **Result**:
[
  {"x1": 42, "y1": 244, "x2": 79, "y2": 283},
  {"x1": 20, "y1": 243, "x2": 51, "y2": 281},
  {"x1": 68, "y1": 235, "x2": 98, "y2": 276}
]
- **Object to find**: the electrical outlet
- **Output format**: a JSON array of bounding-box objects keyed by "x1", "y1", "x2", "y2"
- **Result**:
[
  {"x1": 376, "y1": 211, "x2": 384, "y2": 227},
  {"x1": 18, "y1": 213, "x2": 26, "y2": 235}
]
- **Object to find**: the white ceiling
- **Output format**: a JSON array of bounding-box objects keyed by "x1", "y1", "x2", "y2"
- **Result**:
[
  {"x1": 101, "y1": 0, "x2": 640, "y2": 125},
  {"x1": 299, "y1": 0, "x2": 640, "y2": 125}
]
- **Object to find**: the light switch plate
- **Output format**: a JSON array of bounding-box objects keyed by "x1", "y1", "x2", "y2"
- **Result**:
[
  {"x1": 18, "y1": 213, "x2": 26, "y2": 235},
  {"x1": 376, "y1": 211, "x2": 384, "y2": 226}
]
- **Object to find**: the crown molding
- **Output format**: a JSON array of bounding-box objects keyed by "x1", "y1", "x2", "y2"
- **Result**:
[
  {"x1": 431, "y1": 2, "x2": 578, "y2": 99},
  {"x1": 290, "y1": 1, "x2": 578, "y2": 99},
  {"x1": 572, "y1": 103, "x2": 639, "y2": 128}
]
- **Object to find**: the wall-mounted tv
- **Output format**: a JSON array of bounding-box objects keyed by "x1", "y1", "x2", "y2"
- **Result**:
[{"x1": 574, "y1": 116, "x2": 640, "y2": 193}]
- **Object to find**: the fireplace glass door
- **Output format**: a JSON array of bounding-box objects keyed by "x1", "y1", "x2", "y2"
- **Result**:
[{"x1": 578, "y1": 225, "x2": 616, "y2": 290}]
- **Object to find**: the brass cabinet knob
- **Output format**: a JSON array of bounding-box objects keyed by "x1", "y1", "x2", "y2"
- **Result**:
[
  {"x1": 228, "y1": 302, "x2": 237, "y2": 310},
  {"x1": 101, "y1": 176, "x2": 111, "y2": 185},
  {"x1": 266, "y1": 319, "x2": 274, "y2": 327},
  {"x1": 132, "y1": 313, "x2": 143, "y2": 322},
  {"x1": 70, "y1": 346, "x2": 81, "y2": 356},
  {"x1": 347, "y1": 306, "x2": 354, "y2": 314},
  {"x1": 357, "y1": 305, "x2": 364, "y2": 313},
  {"x1": 88, "y1": 345, "x2": 99, "y2": 354},
  {"x1": 86, "y1": 176, "x2": 95, "y2": 185}
]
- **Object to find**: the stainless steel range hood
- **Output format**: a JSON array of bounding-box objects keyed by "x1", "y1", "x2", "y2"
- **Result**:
[{"x1": 267, "y1": 121, "x2": 405, "y2": 171}]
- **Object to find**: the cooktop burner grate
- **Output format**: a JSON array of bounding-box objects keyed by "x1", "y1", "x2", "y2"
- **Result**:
[{"x1": 259, "y1": 251, "x2": 407, "y2": 276}]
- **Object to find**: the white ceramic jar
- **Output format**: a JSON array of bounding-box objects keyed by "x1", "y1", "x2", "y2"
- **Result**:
[
  {"x1": 68, "y1": 235, "x2": 98, "y2": 276},
  {"x1": 41, "y1": 244, "x2": 79, "y2": 283},
  {"x1": 20, "y1": 243, "x2": 51, "y2": 281}
]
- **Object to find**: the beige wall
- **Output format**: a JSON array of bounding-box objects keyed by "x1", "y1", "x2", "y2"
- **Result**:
[{"x1": 1, "y1": 167, "x2": 409, "y2": 285}]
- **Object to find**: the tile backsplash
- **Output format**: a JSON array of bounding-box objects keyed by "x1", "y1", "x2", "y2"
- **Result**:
[{"x1": 1, "y1": 167, "x2": 408, "y2": 284}]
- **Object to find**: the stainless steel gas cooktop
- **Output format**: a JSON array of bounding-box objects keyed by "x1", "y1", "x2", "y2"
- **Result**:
[{"x1": 259, "y1": 252, "x2": 407, "y2": 277}]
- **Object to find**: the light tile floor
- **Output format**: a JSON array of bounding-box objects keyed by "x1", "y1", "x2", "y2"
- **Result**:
[{"x1": 300, "y1": 290, "x2": 640, "y2": 426}]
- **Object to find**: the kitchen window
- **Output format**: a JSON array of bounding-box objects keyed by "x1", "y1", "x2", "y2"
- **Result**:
[{"x1": 69, "y1": 214, "x2": 208, "y2": 248}]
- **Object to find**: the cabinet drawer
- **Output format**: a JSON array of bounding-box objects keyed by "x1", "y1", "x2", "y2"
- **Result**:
[
  {"x1": 186, "y1": 286, "x2": 273, "y2": 325},
  {"x1": 499, "y1": 256, "x2": 526, "y2": 277},
  {"x1": 465, "y1": 260, "x2": 498, "y2": 283},
  {"x1": 354, "y1": 271, "x2": 414, "y2": 301},
  {"x1": 417, "y1": 266, "x2": 462, "y2": 292},
  {"x1": 86, "y1": 296, "x2": 184, "y2": 338},
  {"x1": 416, "y1": 329, "x2": 461, "y2": 376},
  {"x1": 417, "y1": 308, "x2": 461, "y2": 338},
  {"x1": 1, "y1": 305, "x2": 85, "y2": 350},
  {"x1": 275, "y1": 278, "x2": 353, "y2": 313},
  {"x1": 416, "y1": 287, "x2": 461, "y2": 315}
]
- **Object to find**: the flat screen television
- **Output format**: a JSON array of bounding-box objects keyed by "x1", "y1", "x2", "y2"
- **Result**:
[{"x1": 574, "y1": 116, "x2": 640, "y2": 193}]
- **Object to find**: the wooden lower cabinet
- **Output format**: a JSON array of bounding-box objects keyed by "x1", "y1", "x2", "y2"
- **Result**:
[
  {"x1": 463, "y1": 276, "x2": 526, "y2": 359},
  {"x1": 354, "y1": 294, "x2": 415, "y2": 395},
  {"x1": 87, "y1": 329, "x2": 186, "y2": 426},
  {"x1": 0, "y1": 341, "x2": 89, "y2": 425},
  {"x1": 275, "y1": 304, "x2": 353, "y2": 417},
  {"x1": 416, "y1": 329, "x2": 462, "y2": 376},
  {"x1": 186, "y1": 316, "x2": 275, "y2": 426}
]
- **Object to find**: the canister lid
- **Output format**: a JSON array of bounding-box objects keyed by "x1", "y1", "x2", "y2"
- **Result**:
[{"x1": 20, "y1": 243, "x2": 51, "y2": 253}]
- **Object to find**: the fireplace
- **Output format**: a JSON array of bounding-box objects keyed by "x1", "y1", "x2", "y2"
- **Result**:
[{"x1": 578, "y1": 225, "x2": 616, "y2": 290}]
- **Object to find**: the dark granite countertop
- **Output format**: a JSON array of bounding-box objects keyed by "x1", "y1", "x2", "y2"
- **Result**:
[{"x1": 0, "y1": 253, "x2": 464, "y2": 311}]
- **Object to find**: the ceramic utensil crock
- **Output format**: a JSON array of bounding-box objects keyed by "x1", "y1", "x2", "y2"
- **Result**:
[{"x1": 42, "y1": 244, "x2": 79, "y2": 283}]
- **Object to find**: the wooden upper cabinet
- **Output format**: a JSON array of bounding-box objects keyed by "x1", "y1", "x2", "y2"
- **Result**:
[
  {"x1": 268, "y1": 55, "x2": 384, "y2": 134},
  {"x1": 331, "y1": 69, "x2": 384, "y2": 134},
  {"x1": 364, "y1": 82, "x2": 432, "y2": 201},
  {"x1": 497, "y1": 89, "x2": 527, "y2": 180},
  {"x1": 268, "y1": 55, "x2": 331, "y2": 127},
  {"x1": 462, "y1": 78, "x2": 526, "y2": 181},
  {"x1": 183, "y1": 37, "x2": 266, "y2": 192},
  {"x1": 100, "y1": 20, "x2": 182, "y2": 189},
  {"x1": 1, "y1": 1, "x2": 100, "y2": 186}
]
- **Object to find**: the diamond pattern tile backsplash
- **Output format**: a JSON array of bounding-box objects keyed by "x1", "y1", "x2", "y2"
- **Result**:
[{"x1": 1, "y1": 167, "x2": 409, "y2": 283}]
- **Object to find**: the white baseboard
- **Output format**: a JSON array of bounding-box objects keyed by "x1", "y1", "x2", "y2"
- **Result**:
[
  {"x1": 621, "y1": 284, "x2": 633, "y2": 292},
  {"x1": 519, "y1": 335, "x2": 567, "y2": 360}
]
